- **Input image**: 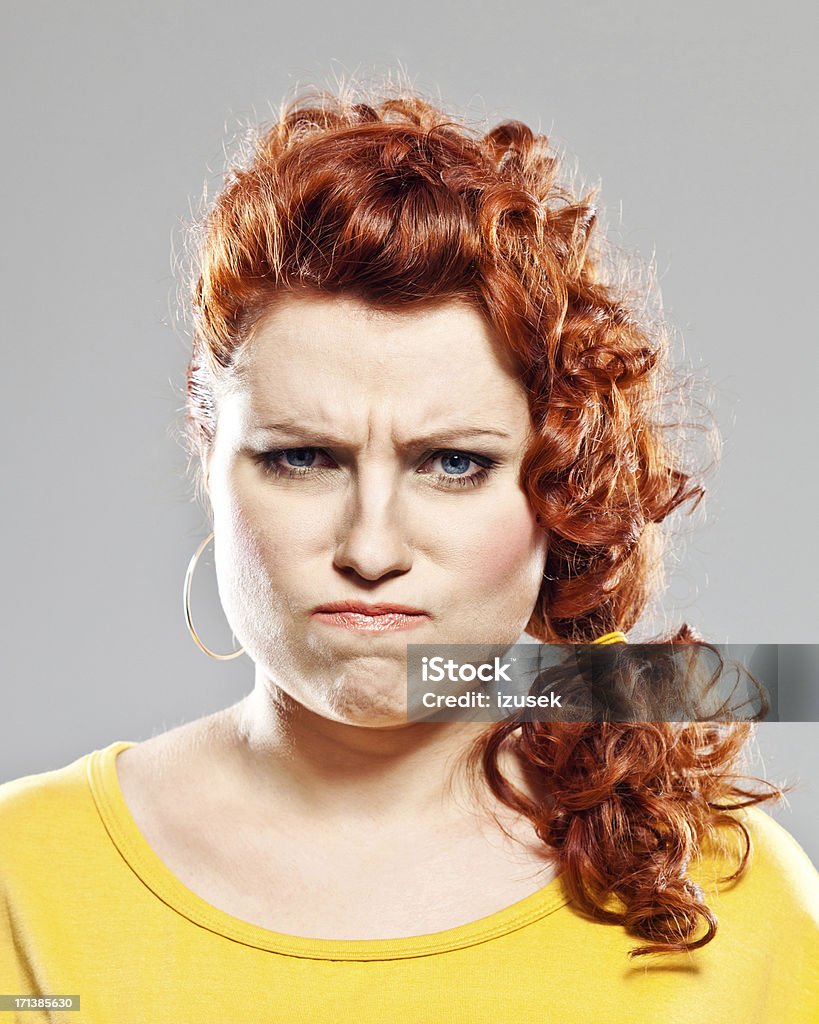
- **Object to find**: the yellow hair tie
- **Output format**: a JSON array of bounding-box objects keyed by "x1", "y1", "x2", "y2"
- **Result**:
[{"x1": 592, "y1": 631, "x2": 628, "y2": 645}]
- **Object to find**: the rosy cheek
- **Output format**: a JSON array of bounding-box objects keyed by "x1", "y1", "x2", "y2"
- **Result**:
[
  {"x1": 454, "y1": 495, "x2": 543, "y2": 581},
  {"x1": 485, "y1": 518, "x2": 544, "y2": 578}
]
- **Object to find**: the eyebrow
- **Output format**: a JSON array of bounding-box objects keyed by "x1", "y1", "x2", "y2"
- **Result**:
[{"x1": 249, "y1": 419, "x2": 514, "y2": 449}]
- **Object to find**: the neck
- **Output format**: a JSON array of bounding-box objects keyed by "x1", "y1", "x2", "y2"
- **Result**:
[{"x1": 221, "y1": 674, "x2": 522, "y2": 832}]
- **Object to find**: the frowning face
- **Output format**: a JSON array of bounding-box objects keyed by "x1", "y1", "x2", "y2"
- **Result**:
[{"x1": 205, "y1": 291, "x2": 548, "y2": 727}]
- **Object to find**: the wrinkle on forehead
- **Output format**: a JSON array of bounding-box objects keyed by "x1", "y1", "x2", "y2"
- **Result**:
[{"x1": 213, "y1": 291, "x2": 533, "y2": 449}]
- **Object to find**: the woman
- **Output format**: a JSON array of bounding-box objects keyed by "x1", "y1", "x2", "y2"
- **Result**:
[{"x1": 1, "y1": 87, "x2": 816, "y2": 1022}]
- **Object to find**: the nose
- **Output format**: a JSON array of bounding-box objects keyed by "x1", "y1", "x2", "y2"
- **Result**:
[{"x1": 333, "y1": 467, "x2": 413, "y2": 581}]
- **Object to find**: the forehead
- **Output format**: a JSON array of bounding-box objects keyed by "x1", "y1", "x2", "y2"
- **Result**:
[
  {"x1": 227, "y1": 291, "x2": 527, "y2": 420},
  {"x1": 210, "y1": 290, "x2": 532, "y2": 446}
]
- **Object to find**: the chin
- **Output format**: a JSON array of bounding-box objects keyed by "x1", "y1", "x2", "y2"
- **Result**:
[{"x1": 324, "y1": 679, "x2": 412, "y2": 729}]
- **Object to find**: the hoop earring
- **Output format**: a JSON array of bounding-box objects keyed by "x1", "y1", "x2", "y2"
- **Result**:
[{"x1": 183, "y1": 531, "x2": 245, "y2": 660}]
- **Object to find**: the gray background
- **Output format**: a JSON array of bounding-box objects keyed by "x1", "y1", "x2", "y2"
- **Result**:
[{"x1": 2, "y1": 2, "x2": 817, "y2": 861}]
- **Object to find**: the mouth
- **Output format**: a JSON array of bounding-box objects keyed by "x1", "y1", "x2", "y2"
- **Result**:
[{"x1": 312, "y1": 601, "x2": 431, "y2": 634}]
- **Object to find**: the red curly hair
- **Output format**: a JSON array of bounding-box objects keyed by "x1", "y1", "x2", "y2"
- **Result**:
[{"x1": 183, "y1": 87, "x2": 783, "y2": 958}]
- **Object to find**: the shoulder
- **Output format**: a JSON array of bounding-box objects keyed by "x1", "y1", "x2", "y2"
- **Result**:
[
  {"x1": 0, "y1": 748, "x2": 116, "y2": 885},
  {"x1": 742, "y1": 805, "x2": 818, "y2": 878},
  {"x1": 0, "y1": 712, "x2": 232, "y2": 830},
  {"x1": 721, "y1": 804, "x2": 817, "y2": 888},
  {"x1": 0, "y1": 750, "x2": 94, "y2": 825},
  {"x1": 696, "y1": 803, "x2": 819, "y2": 935},
  {"x1": 0, "y1": 729, "x2": 218, "y2": 889},
  {"x1": 114, "y1": 707, "x2": 239, "y2": 803}
]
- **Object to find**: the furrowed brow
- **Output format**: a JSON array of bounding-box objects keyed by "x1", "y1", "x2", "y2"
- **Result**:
[{"x1": 249, "y1": 419, "x2": 513, "y2": 449}]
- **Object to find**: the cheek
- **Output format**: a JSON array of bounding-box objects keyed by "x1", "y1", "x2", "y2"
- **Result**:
[
  {"x1": 218, "y1": 482, "x2": 333, "y2": 570},
  {"x1": 455, "y1": 493, "x2": 546, "y2": 581},
  {"x1": 213, "y1": 505, "x2": 279, "y2": 625},
  {"x1": 477, "y1": 517, "x2": 546, "y2": 587}
]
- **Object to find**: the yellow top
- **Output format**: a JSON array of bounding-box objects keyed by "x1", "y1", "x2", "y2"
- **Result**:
[{"x1": 1, "y1": 741, "x2": 817, "y2": 1023}]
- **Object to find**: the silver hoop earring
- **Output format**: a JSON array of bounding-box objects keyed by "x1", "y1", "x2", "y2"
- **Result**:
[{"x1": 183, "y1": 531, "x2": 245, "y2": 660}]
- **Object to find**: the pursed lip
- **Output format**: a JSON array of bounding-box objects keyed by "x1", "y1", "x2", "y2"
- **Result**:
[{"x1": 312, "y1": 600, "x2": 430, "y2": 617}]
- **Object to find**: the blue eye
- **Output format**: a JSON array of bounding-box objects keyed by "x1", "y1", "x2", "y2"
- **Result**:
[
  {"x1": 283, "y1": 448, "x2": 317, "y2": 468},
  {"x1": 425, "y1": 451, "x2": 494, "y2": 489},
  {"x1": 257, "y1": 448, "x2": 334, "y2": 477},
  {"x1": 257, "y1": 447, "x2": 497, "y2": 490},
  {"x1": 438, "y1": 453, "x2": 472, "y2": 475}
]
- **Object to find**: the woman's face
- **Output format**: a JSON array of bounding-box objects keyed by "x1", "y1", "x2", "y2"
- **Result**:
[{"x1": 205, "y1": 291, "x2": 548, "y2": 727}]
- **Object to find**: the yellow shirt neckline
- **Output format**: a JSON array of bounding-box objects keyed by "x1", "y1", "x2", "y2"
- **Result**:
[{"x1": 87, "y1": 740, "x2": 571, "y2": 960}]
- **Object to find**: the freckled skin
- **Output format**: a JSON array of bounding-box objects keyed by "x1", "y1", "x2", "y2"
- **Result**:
[{"x1": 205, "y1": 292, "x2": 549, "y2": 727}]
